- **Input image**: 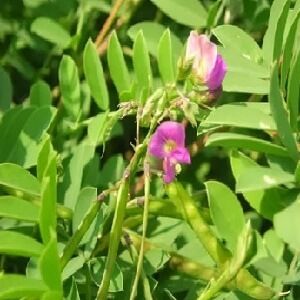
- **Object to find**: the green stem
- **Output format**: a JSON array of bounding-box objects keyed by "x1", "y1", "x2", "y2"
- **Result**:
[
  {"x1": 61, "y1": 200, "x2": 102, "y2": 269},
  {"x1": 96, "y1": 144, "x2": 148, "y2": 300},
  {"x1": 96, "y1": 179, "x2": 130, "y2": 300},
  {"x1": 129, "y1": 159, "x2": 151, "y2": 300},
  {"x1": 142, "y1": 274, "x2": 153, "y2": 300}
]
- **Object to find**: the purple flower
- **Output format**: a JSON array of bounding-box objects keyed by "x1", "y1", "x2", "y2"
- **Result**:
[
  {"x1": 185, "y1": 31, "x2": 227, "y2": 91},
  {"x1": 149, "y1": 121, "x2": 191, "y2": 183}
]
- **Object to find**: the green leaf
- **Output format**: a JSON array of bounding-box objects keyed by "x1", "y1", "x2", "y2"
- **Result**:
[
  {"x1": 59, "y1": 55, "x2": 81, "y2": 120},
  {"x1": 222, "y1": 71, "x2": 269, "y2": 94},
  {"x1": 269, "y1": 63, "x2": 298, "y2": 160},
  {"x1": 157, "y1": 29, "x2": 175, "y2": 84},
  {"x1": 219, "y1": 47, "x2": 269, "y2": 79},
  {"x1": 0, "y1": 66, "x2": 12, "y2": 111},
  {"x1": 42, "y1": 291, "x2": 63, "y2": 300},
  {"x1": 236, "y1": 165, "x2": 294, "y2": 192},
  {"x1": 23, "y1": 0, "x2": 47, "y2": 7},
  {"x1": 133, "y1": 31, "x2": 152, "y2": 103},
  {"x1": 39, "y1": 235, "x2": 62, "y2": 291},
  {"x1": 230, "y1": 151, "x2": 293, "y2": 220},
  {"x1": 107, "y1": 31, "x2": 131, "y2": 96},
  {"x1": 149, "y1": 0, "x2": 207, "y2": 28},
  {"x1": 201, "y1": 103, "x2": 276, "y2": 130},
  {"x1": 281, "y1": 7, "x2": 300, "y2": 88},
  {"x1": 0, "y1": 231, "x2": 44, "y2": 257},
  {"x1": 65, "y1": 277, "x2": 80, "y2": 300},
  {"x1": 0, "y1": 196, "x2": 39, "y2": 222},
  {"x1": 287, "y1": 49, "x2": 300, "y2": 131},
  {"x1": 263, "y1": 0, "x2": 291, "y2": 62},
  {"x1": 30, "y1": 80, "x2": 52, "y2": 107},
  {"x1": 7, "y1": 106, "x2": 56, "y2": 168},
  {"x1": 0, "y1": 163, "x2": 40, "y2": 196},
  {"x1": 100, "y1": 154, "x2": 125, "y2": 187},
  {"x1": 207, "y1": 0, "x2": 222, "y2": 28},
  {"x1": 206, "y1": 132, "x2": 289, "y2": 157},
  {"x1": 205, "y1": 181, "x2": 245, "y2": 252},
  {"x1": 83, "y1": 39, "x2": 109, "y2": 110},
  {"x1": 62, "y1": 256, "x2": 85, "y2": 281},
  {"x1": 0, "y1": 107, "x2": 35, "y2": 163},
  {"x1": 87, "y1": 112, "x2": 109, "y2": 146},
  {"x1": 31, "y1": 17, "x2": 71, "y2": 49},
  {"x1": 213, "y1": 25, "x2": 263, "y2": 63},
  {"x1": 37, "y1": 136, "x2": 54, "y2": 182},
  {"x1": 72, "y1": 187, "x2": 97, "y2": 245},
  {"x1": 60, "y1": 143, "x2": 95, "y2": 210},
  {"x1": 0, "y1": 275, "x2": 47, "y2": 299},
  {"x1": 144, "y1": 248, "x2": 170, "y2": 275},
  {"x1": 38, "y1": 137, "x2": 57, "y2": 244},
  {"x1": 263, "y1": 230, "x2": 284, "y2": 262},
  {"x1": 90, "y1": 257, "x2": 123, "y2": 292},
  {"x1": 274, "y1": 199, "x2": 300, "y2": 251},
  {"x1": 128, "y1": 22, "x2": 183, "y2": 59},
  {"x1": 39, "y1": 170, "x2": 57, "y2": 244}
]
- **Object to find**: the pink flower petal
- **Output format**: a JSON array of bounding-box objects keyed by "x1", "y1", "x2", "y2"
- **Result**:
[
  {"x1": 198, "y1": 35, "x2": 218, "y2": 81},
  {"x1": 185, "y1": 31, "x2": 202, "y2": 61},
  {"x1": 163, "y1": 158, "x2": 176, "y2": 184},
  {"x1": 155, "y1": 121, "x2": 185, "y2": 147},
  {"x1": 171, "y1": 147, "x2": 191, "y2": 164}
]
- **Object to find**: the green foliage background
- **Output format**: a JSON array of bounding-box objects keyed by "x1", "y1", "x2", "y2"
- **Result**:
[{"x1": 0, "y1": 0, "x2": 300, "y2": 299}]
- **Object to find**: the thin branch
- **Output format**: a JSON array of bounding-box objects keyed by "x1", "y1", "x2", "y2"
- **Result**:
[{"x1": 95, "y1": 0, "x2": 125, "y2": 51}]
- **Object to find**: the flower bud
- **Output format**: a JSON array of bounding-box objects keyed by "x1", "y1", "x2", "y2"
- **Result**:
[{"x1": 185, "y1": 31, "x2": 227, "y2": 91}]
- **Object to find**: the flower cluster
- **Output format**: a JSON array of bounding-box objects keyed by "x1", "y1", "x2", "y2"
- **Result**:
[{"x1": 149, "y1": 32, "x2": 226, "y2": 183}]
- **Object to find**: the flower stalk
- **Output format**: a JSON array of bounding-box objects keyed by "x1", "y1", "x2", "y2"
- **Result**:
[{"x1": 129, "y1": 159, "x2": 151, "y2": 300}]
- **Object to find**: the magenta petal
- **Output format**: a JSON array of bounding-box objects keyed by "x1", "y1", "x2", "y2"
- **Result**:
[
  {"x1": 171, "y1": 147, "x2": 191, "y2": 164},
  {"x1": 155, "y1": 121, "x2": 185, "y2": 147},
  {"x1": 149, "y1": 130, "x2": 165, "y2": 158},
  {"x1": 163, "y1": 158, "x2": 176, "y2": 184},
  {"x1": 207, "y1": 54, "x2": 227, "y2": 91}
]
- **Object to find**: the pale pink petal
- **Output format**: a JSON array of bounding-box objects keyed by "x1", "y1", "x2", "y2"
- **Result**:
[
  {"x1": 163, "y1": 158, "x2": 176, "y2": 184},
  {"x1": 171, "y1": 147, "x2": 191, "y2": 164},
  {"x1": 185, "y1": 31, "x2": 201, "y2": 61},
  {"x1": 207, "y1": 54, "x2": 227, "y2": 91},
  {"x1": 198, "y1": 35, "x2": 218, "y2": 80}
]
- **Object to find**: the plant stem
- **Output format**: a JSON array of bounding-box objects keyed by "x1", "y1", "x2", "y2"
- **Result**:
[
  {"x1": 129, "y1": 159, "x2": 151, "y2": 300},
  {"x1": 95, "y1": 91, "x2": 166, "y2": 299},
  {"x1": 95, "y1": 0, "x2": 125, "y2": 50},
  {"x1": 95, "y1": 145, "x2": 148, "y2": 300}
]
